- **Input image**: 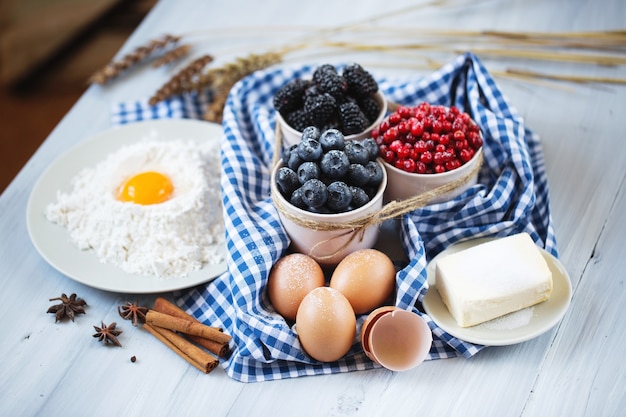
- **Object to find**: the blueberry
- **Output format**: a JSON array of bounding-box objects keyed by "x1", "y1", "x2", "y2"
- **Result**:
[
  {"x1": 286, "y1": 149, "x2": 303, "y2": 171},
  {"x1": 289, "y1": 187, "x2": 306, "y2": 209},
  {"x1": 363, "y1": 185, "x2": 378, "y2": 199},
  {"x1": 349, "y1": 186, "x2": 370, "y2": 208},
  {"x1": 320, "y1": 149, "x2": 350, "y2": 179},
  {"x1": 365, "y1": 161, "x2": 384, "y2": 187},
  {"x1": 347, "y1": 163, "x2": 369, "y2": 187},
  {"x1": 297, "y1": 161, "x2": 321, "y2": 184},
  {"x1": 344, "y1": 140, "x2": 369, "y2": 165},
  {"x1": 301, "y1": 126, "x2": 321, "y2": 142},
  {"x1": 361, "y1": 137, "x2": 379, "y2": 160},
  {"x1": 307, "y1": 205, "x2": 333, "y2": 214},
  {"x1": 301, "y1": 179, "x2": 328, "y2": 208},
  {"x1": 297, "y1": 137, "x2": 323, "y2": 161},
  {"x1": 319, "y1": 128, "x2": 346, "y2": 152},
  {"x1": 327, "y1": 181, "x2": 352, "y2": 212},
  {"x1": 281, "y1": 143, "x2": 298, "y2": 164},
  {"x1": 276, "y1": 167, "x2": 299, "y2": 197}
]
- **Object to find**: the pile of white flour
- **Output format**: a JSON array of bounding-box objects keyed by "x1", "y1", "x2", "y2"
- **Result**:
[{"x1": 45, "y1": 139, "x2": 225, "y2": 278}]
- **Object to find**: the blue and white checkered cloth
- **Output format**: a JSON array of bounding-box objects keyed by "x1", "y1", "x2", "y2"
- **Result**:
[{"x1": 112, "y1": 52, "x2": 558, "y2": 382}]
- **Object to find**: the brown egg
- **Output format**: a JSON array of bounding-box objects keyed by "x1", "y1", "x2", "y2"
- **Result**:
[
  {"x1": 296, "y1": 287, "x2": 356, "y2": 362},
  {"x1": 267, "y1": 253, "x2": 325, "y2": 321},
  {"x1": 329, "y1": 248, "x2": 396, "y2": 314}
]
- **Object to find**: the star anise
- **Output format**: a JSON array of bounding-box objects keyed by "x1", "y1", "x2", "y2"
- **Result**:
[
  {"x1": 93, "y1": 321, "x2": 123, "y2": 347},
  {"x1": 118, "y1": 301, "x2": 149, "y2": 326},
  {"x1": 47, "y1": 293, "x2": 87, "y2": 322}
]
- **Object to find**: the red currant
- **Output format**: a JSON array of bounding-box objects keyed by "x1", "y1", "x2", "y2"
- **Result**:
[
  {"x1": 397, "y1": 143, "x2": 411, "y2": 159},
  {"x1": 389, "y1": 139, "x2": 403, "y2": 153},
  {"x1": 374, "y1": 102, "x2": 482, "y2": 175},
  {"x1": 388, "y1": 112, "x2": 402, "y2": 125},
  {"x1": 460, "y1": 148, "x2": 474, "y2": 162},
  {"x1": 397, "y1": 106, "x2": 412, "y2": 118},
  {"x1": 402, "y1": 158, "x2": 417, "y2": 173},
  {"x1": 383, "y1": 149, "x2": 396, "y2": 164},
  {"x1": 410, "y1": 122, "x2": 424, "y2": 137},
  {"x1": 383, "y1": 127, "x2": 398, "y2": 144},
  {"x1": 378, "y1": 119, "x2": 390, "y2": 133},
  {"x1": 398, "y1": 120, "x2": 410, "y2": 135},
  {"x1": 415, "y1": 140, "x2": 428, "y2": 153}
]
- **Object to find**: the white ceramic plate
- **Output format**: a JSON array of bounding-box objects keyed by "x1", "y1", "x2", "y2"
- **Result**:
[
  {"x1": 423, "y1": 237, "x2": 572, "y2": 346},
  {"x1": 26, "y1": 119, "x2": 227, "y2": 294}
]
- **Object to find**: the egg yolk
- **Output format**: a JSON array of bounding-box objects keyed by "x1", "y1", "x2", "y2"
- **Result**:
[{"x1": 117, "y1": 171, "x2": 174, "y2": 205}]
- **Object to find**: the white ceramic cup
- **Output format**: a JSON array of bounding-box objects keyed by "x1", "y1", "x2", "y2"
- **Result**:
[
  {"x1": 383, "y1": 146, "x2": 482, "y2": 204},
  {"x1": 270, "y1": 159, "x2": 387, "y2": 267}
]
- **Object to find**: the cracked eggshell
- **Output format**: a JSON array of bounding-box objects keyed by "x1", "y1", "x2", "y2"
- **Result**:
[{"x1": 361, "y1": 306, "x2": 432, "y2": 371}]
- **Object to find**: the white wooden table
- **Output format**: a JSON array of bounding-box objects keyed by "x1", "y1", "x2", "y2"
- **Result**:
[{"x1": 1, "y1": 0, "x2": 624, "y2": 416}]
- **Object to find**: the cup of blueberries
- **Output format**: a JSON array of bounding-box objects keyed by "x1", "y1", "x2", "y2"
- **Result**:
[{"x1": 270, "y1": 126, "x2": 387, "y2": 266}]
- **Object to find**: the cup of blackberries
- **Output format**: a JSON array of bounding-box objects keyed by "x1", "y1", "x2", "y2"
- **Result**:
[
  {"x1": 271, "y1": 126, "x2": 387, "y2": 266},
  {"x1": 274, "y1": 63, "x2": 387, "y2": 148},
  {"x1": 373, "y1": 102, "x2": 484, "y2": 203}
]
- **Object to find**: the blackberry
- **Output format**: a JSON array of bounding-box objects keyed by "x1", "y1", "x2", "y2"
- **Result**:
[
  {"x1": 312, "y1": 65, "x2": 348, "y2": 100},
  {"x1": 339, "y1": 102, "x2": 369, "y2": 135},
  {"x1": 358, "y1": 95, "x2": 381, "y2": 123},
  {"x1": 343, "y1": 63, "x2": 378, "y2": 98},
  {"x1": 273, "y1": 79, "x2": 310, "y2": 115},
  {"x1": 285, "y1": 109, "x2": 312, "y2": 132},
  {"x1": 304, "y1": 85, "x2": 321, "y2": 99},
  {"x1": 304, "y1": 93, "x2": 337, "y2": 127}
]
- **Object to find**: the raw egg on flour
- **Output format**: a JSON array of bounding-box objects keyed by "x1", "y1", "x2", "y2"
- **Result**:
[
  {"x1": 117, "y1": 171, "x2": 174, "y2": 205},
  {"x1": 45, "y1": 139, "x2": 225, "y2": 278}
]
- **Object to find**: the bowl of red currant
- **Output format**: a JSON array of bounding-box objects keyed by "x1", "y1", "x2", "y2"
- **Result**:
[
  {"x1": 372, "y1": 103, "x2": 483, "y2": 204},
  {"x1": 274, "y1": 63, "x2": 387, "y2": 148},
  {"x1": 271, "y1": 126, "x2": 387, "y2": 266}
]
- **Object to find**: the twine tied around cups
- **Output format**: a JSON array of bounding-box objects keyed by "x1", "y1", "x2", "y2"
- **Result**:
[{"x1": 271, "y1": 122, "x2": 483, "y2": 262}]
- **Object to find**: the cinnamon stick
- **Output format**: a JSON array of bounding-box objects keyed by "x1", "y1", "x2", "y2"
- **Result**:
[
  {"x1": 146, "y1": 310, "x2": 232, "y2": 345},
  {"x1": 143, "y1": 323, "x2": 218, "y2": 373},
  {"x1": 152, "y1": 297, "x2": 230, "y2": 357},
  {"x1": 153, "y1": 297, "x2": 220, "y2": 329}
]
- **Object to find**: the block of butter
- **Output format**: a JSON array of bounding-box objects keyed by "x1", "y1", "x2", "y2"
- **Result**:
[{"x1": 435, "y1": 233, "x2": 553, "y2": 328}]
